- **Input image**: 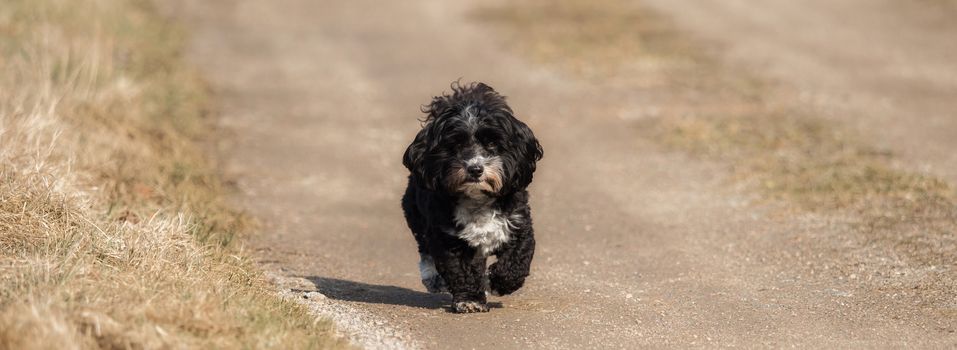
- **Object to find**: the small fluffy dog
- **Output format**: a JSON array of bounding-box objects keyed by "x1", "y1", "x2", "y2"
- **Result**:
[{"x1": 401, "y1": 82, "x2": 543, "y2": 313}]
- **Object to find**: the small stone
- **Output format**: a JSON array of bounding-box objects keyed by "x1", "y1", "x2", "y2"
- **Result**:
[
  {"x1": 626, "y1": 293, "x2": 634, "y2": 299},
  {"x1": 303, "y1": 291, "x2": 327, "y2": 300}
]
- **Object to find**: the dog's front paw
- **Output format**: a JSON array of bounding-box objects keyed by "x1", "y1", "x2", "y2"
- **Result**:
[{"x1": 453, "y1": 301, "x2": 489, "y2": 313}]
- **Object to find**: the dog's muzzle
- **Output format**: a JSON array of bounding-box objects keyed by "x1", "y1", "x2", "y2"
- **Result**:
[
  {"x1": 466, "y1": 164, "x2": 484, "y2": 180},
  {"x1": 453, "y1": 156, "x2": 503, "y2": 198}
]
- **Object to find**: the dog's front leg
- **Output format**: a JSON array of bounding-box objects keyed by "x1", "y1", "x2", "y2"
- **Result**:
[
  {"x1": 489, "y1": 228, "x2": 535, "y2": 296},
  {"x1": 434, "y1": 246, "x2": 489, "y2": 313}
]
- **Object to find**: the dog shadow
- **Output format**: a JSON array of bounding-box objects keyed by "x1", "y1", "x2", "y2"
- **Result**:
[{"x1": 300, "y1": 276, "x2": 502, "y2": 312}]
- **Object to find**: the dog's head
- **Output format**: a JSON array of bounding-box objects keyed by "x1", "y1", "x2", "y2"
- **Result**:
[{"x1": 403, "y1": 82, "x2": 543, "y2": 199}]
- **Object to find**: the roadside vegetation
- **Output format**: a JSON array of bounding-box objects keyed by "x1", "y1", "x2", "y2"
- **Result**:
[
  {"x1": 0, "y1": 0, "x2": 345, "y2": 348},
  {"x1": 478, "y1": 0, "x2": 956, "y2": 321}
]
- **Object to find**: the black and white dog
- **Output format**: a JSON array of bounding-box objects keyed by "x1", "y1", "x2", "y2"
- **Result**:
[{"x1": 401, "y1": 82, "x2": 543, "y2": 313}]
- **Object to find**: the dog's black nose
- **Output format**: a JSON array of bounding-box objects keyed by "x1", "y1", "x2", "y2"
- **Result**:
[{"x1": 466, "y1": 164, "x2": 484, "y2": 178}]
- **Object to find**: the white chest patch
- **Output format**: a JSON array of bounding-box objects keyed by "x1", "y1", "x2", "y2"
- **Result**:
[{"x1": 450, "y1": 201, "x2": 512, "y2": 256}]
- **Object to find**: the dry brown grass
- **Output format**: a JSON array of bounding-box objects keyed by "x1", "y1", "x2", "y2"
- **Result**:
[
  {"x1": 479, "y1": 0, "x2": 956, "y2": 316},
  {"x1": 659, "y1": 113, "x2": 957, "y2": 266},
  {"x1": 0, "y1": 0, "x2": 346, "y2": 348}
]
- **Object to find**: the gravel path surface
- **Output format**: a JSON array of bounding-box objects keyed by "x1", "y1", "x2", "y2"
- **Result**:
[
  {"x1": 268, "y1": 271, "x2": 417, "y2": 350},
  {"x1": 173, "y1": 0, "x2": 957, "y2": 348}
]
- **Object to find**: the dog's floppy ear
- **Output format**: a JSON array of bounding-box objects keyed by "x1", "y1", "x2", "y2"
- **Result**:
[
  {"x1": 403, "y1": 129, "x2": 427, "y2": 174},
  {"x1": 403, "y1": 126, "x2": 442, "y2": 191},
  {"x1": 503, "y1": 118, "x2": 543, "y2": 193},
  {"x1": 521, "y1": 122, "x2": 544, "y2": 164}
]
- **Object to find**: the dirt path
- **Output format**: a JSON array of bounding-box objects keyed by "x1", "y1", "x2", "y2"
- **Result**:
[
  {"x1": 640, "y1": 0, "x2": 957, "y2": 183},
  {"x1": 175, "y1": 0, "x2": 955, "y2": 348}
]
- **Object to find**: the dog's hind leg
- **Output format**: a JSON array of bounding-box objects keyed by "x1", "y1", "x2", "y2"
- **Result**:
[
  {"x1": 418, "y1": 254, "x2": 448, "y2": 293},
  {"x1": 489, "y1": 227, "x2": 535, "y2": 296}
]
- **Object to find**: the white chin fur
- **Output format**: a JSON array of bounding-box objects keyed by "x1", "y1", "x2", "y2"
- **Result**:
[{"x1": 459, "y1": 182, "x2": 493, "y2": 199}]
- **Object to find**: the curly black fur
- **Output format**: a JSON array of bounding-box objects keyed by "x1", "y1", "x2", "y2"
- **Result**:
[{"x1": 401, "y1": 81, "x2": 543, "y2": 313}]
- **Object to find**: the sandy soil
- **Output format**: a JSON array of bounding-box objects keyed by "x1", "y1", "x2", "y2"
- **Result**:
[{"x1": 174, "y1": 0, "x2": 956, "y2": 348}]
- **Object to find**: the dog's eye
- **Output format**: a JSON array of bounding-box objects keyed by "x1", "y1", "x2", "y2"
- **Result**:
[
  {"x1": 476, "y1": 136, "x2": 498, "y2": 150},
  {"x1": 475, "y1": 130, "x2": 501, "y2": 150}
]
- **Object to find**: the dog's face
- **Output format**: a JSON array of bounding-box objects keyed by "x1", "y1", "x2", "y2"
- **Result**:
[{"x1": 404, "y1": 82, "x2": 543, "y2": 199}]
